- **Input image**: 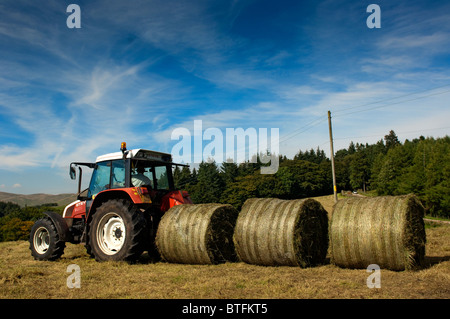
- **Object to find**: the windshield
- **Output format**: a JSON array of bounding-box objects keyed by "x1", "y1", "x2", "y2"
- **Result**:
[{"x1": 88, "y1": 161, "x2": 111, "y2": 197}]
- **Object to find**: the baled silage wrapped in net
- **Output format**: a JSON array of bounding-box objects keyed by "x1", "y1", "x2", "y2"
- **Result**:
[
  {"x1": 330, "y1": 194, "x2": 426, "y2": 271},
  {"x1": 155, "y1": 203, "x2": 239, "y2": 265},
  {"x1": 233, "y1": 198, "x2": 329, "y2": 267}
]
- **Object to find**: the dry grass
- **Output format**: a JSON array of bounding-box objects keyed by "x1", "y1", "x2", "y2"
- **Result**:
[{"x1": 0, "y1": 195, "x2": 448, "y2": 299}]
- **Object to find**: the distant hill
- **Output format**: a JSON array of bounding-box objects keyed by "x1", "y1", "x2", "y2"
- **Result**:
[{"x1": 0, "y1": 191, "x2": 77, "y2": 207}]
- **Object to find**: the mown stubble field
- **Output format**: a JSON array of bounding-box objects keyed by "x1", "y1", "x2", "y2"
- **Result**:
[{"x1": 0, "y1": 196, "x2": 449, "y2": 299}]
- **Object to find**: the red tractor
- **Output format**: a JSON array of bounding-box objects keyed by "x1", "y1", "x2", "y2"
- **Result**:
[{"x1": 29, "y1": 142, "x2": 192, "y2": 262}]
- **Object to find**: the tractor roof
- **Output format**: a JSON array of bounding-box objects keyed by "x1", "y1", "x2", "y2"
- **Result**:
[{"x1": 96, "y1": 149, "x2": 173, "y2": 163}]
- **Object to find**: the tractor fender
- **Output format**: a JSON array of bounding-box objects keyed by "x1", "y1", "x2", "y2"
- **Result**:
[
  {"x1": 86, "y1": 189, "x2": 142, "y2": 222},
  {"x1": 43, "y1": 211, "x2": 73, "y2": 242},
  {"x1": 87, "y1": 188, "x2": 151, "y2": 216}
]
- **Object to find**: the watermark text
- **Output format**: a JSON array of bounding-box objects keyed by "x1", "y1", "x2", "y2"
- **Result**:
[
  {"x1": 171, "y1": 120, "x2": 279, "y2": 174},
  {"x1": 366, "y1": 264, "x2": 381, "y2": 288},
  {"x1": 67, "y1": 264, "x2": 81, "y2": 288}
]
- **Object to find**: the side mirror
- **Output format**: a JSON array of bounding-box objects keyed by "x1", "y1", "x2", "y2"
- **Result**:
[{"x1": 70, "y1": 166, "x2": 76, "y2": 180}]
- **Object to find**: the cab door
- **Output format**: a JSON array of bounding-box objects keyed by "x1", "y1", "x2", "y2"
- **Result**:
[{"x1": 88, "y1": 161, "x2": 111, "y2": 198}]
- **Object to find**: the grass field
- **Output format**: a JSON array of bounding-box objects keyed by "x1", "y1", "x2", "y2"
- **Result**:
[{"x1": 0, "y1": 196, "x2": 449, "y2": 299}]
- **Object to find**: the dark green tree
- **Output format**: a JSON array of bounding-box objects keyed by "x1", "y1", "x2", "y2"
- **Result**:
[
  {"x1": 188, "y1": 161, "x2": 224, "y2": 204},
  {"x1": 220, "y1": 174, "x2": 280, "y2": 210},
  {"x1": 173, "y1": 165, "x2": 182, "y2": 189},
  {"x1": 275, "y1": 160, "x2": 330, "y2": 199},
  {"x1": 220, "y1": 161, "x2": 239, "y2": 185},
  {"x1": 384, "y1": 130, "x2": 401, "y2": 150},
  {"x1": 348, "y1": 141, "x2": 356, "y2": 154},
  {"x1": 349, "y1": 151, "x2": 370, "y2": 191},
  {"x1": 0, "y1": 202, "x2": 21, "y2": 218}
]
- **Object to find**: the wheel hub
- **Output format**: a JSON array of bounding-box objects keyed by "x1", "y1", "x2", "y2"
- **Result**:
[
  {"x1": 114, "y1": 227, "x2": 123, "y2": 239},
  {"x1": 97, "y1": 213, "x2": 126, "y2": 255},
  {"x1": 33, "y1": 227, "x2": 50, "y2": 254}
]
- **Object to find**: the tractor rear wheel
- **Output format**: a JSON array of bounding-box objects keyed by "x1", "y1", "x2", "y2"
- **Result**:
[
  {"x1": 29, "y1": 217, "x2": 65, "y2": 261},
  {"x1": 88, "y1": 200, "x2": 146, "y2": 262}
]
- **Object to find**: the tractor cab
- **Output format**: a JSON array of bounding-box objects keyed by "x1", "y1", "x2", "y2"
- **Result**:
[
  {"x1": 67, "y1": 143, "x2": 191, "y2": 216},
  {"x1": 70, "y1": 144, "x2": 174, "y2": 196}
]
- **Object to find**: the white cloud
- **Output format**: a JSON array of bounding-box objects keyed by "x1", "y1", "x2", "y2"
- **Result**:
[
  {"x1": 12, "y1": 183, "x2": 21, "y2": 188},
  {"x1": 0, "y1": 145, "x2": 43, "y2": 169},
  {"x1": 379, "y1": 33, "x2": 449, "y2": 51},
  {"x1": 278, "y1": 85, "x2": 327, "y2": 102}
]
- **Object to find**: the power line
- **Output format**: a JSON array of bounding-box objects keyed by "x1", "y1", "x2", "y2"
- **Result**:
[
  {"x1": 333, "y1": 88, "x2": 450, "y2": 118},
  {"x1": 275, "y1": 83, "x2": 450, "y2": 146},
  {"x1": 332, "y1": 83, "x2": 450, "y2": 115},
  {"x1": 278, "y1": 116, "x2": 327, "y2": 144}
]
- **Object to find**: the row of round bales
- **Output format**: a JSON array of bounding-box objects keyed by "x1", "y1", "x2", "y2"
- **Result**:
[{"x1": 155, "y1": 194, "x2": 426, "y2": 271}]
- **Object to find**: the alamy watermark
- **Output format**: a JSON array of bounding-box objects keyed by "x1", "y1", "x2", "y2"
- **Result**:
[
  {"x1": 65, "y1": 4, "x2": 380, "y2": 30},
  {"x1": 366, "y1": 4, "x2": 381, "y2": 29},
  {"x1": 67, "y1": 264, "x2": 81, "y2": 288},
  {"x1": 66, "y1": 4, "x2": 81, "y2": 29},
  {"x1": 171, "y1": 120, "x2": 279, "y2": 174},
  {"x1": 366, "y1": 264, "x2": 381, "y2": 288}
]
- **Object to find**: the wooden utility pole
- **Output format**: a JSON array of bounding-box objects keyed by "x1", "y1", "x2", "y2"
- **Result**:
[{"x1": 328, "y1": 111, "x2": 338, "y2": 203}]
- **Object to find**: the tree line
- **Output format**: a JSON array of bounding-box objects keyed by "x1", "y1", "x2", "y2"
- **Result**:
[
  {"x1": 175, "y1": 130, "x2": 449, "y2": 218},
  {"x1": 0, "y1": 202, "x2": 60, "y2": 242},
  {"x1": 0, "y1": 130, "x2": 448, "y2": 242}
]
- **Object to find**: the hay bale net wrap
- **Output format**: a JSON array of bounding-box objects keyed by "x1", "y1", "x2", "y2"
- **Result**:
[
  {"x1": 233, "y1": 198, "x2": 329, "y2": 267},
  {"x1": 330, "y1": 194, "x2": 426, "y2": 271},
  {"x1": 155, "y1": 204, "x2": 239, "y2": 265}
]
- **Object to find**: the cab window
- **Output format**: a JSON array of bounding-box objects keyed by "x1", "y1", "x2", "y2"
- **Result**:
[
  {"x1": 88, "y1": 161, "x2": 110, "y2": 197},
  {"x1": 111, "y1": 160, "x2": 125, "y2": 188},
  {"x1": 155, "y1": 166, "x2": 170, "y2": 190},
  {"x1": 131, "y1": 160, "x2": 153, "y2": 188}
]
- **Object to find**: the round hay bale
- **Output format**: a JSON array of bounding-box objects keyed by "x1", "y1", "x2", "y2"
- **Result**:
[
  {"x1": 330, "y1": 194, "x2": 426, "y2": 271},
  {"x1": 155, "y1": 204, "x2": 239, "y2": 265},
  {"x1": 233, "y1": 198, "x2": 329, "y2": 267}
]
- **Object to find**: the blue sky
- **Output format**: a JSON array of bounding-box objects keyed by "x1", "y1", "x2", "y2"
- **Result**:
[{"x1": 0, "y1": 0, "x2": 449, "y2": 194}]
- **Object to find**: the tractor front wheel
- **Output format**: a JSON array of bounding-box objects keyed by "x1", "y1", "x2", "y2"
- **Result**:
[
  {"x1": 29, "y1": 217, "x2": 65, "y2": 261},
  {"x1": 88, "y1": 200, "x2": 146, "y2": 262}
]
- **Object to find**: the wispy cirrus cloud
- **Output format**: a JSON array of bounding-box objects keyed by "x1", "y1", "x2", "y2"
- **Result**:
[{"x1": 0, "y1": 0, "x2": 449, "y2": 194}]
